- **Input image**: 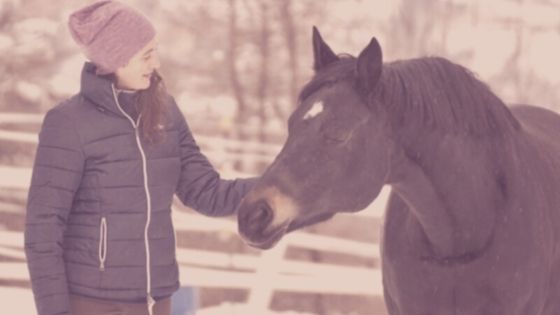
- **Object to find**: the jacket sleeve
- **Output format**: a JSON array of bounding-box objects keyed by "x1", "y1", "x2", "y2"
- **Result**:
[
  {"x1": 172, "y1": 101, "x2": 258, "y2": 216},
  {"x1": 24, "y1": 108, "x2": 85, "y2": 315}
]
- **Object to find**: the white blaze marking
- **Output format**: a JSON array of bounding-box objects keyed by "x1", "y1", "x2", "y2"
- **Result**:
[{"x1": 303, "y1": 101, "x2": 324, "y2": 120}]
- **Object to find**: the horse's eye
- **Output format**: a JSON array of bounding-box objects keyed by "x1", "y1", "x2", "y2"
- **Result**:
[{"x1": 321, "y1": 126, "x2": 351, "y2": 144}]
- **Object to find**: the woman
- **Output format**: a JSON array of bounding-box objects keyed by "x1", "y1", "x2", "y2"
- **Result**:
[{"x1": 24, "y1": 1, "x2": 256, "y2": 315}]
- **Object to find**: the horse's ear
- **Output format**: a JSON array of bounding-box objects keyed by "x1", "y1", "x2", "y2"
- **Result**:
[
  {"x1": 312, "y1": 26, "x2": 339, "y2": 71},
  {"x1": 356, "y1": 37, "x2": 383, "y2": 91}
]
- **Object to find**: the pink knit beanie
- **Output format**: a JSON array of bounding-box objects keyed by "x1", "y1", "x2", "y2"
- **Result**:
[{"x1": 68, "y1": 0, "x2": 156, "y2": 74}]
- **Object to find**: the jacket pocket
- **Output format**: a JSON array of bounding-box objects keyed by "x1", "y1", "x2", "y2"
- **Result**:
[{"x1": 98, "y1": 217, "x2": 107, "y2": 271}]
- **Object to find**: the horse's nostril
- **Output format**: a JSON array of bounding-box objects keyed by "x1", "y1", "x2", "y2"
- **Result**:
[
  {"x1": 239, "y1": 199, "x2": 276, "y2": 240},
  {"x1": 254, "y1": 200, "x2": 273, "y2": 225},
  {"x1": 241, "y1": 200, "x2": 274, "y2": 235}
]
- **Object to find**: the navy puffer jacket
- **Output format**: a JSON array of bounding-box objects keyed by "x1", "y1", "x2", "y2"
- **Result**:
[{"x1": 24, "y1": 63, "x2": 256, "y2": 315}]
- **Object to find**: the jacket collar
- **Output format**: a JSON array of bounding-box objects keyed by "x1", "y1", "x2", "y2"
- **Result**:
[{"x1": 80, "y1": 62, "x2": 130, "y2": 116}]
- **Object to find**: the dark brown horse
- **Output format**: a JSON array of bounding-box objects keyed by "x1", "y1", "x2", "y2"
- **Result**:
[{"x1": 237, "y1": 27, "x2": 560, "y2": 314}]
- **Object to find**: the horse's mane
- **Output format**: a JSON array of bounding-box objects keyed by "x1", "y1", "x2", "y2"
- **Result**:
[
  {"x1": 381, "y1": 57, "x2": 520, "y2": 136},
  {"x1": 300, "y1": 55, "x2": 521, "y2": 137}
]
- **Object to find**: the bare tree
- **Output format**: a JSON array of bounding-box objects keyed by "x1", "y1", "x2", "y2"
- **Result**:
[
  {"x1": 279, "y1": 0, "x2": 300, "y2": 114},
  {"x1": 382, "y1": 0, "x2": 441, "y2": 58},
  {"x1": 257, "y1": 1, "x2": 270, "y2": 142},
  {"x1": 227, "y1": 0, "x2": 249, "y2": 140}
]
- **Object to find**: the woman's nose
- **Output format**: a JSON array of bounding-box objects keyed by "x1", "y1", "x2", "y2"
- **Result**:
[{"x1": 151, "y1": 54, "x2": 161, "y2": 70}]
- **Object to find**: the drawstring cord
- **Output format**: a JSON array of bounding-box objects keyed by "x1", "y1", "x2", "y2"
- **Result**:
[
  {"x1": 98, "y1": 217, "x2": 107, "y2": 271},
  {"x1": 147, "y1": 295, "x2": 155, "y2": 315}
]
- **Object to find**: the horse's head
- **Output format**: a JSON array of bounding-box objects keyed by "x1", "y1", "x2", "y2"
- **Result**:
[{"x1": 237, "y1": 27, "x2": 394, "y2": 249}]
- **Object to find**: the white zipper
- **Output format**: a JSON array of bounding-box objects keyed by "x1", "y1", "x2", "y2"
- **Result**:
[
  {"x1": 111, "y1": 85, "x2": 155, "y2": 315},
  {"x1": 98, "y1": 217, "x2": 107, "y2": 271}
]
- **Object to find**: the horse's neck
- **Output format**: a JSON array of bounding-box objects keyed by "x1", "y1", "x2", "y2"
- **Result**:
[
  {"x1": 387, "y1": 133, "x2": 507, "y2": 258},
  {"x1": 388, "y1": 156, "x2": 456, "y2": 257}
]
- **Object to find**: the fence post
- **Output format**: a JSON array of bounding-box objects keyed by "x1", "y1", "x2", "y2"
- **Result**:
[{"x1": 245, "y1": 240, "x2": 288, "y2": 313}]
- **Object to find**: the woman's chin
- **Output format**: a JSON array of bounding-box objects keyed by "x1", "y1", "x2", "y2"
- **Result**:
[{"x1": 136, "y1": 79, "x2": 150, "y2": 90}]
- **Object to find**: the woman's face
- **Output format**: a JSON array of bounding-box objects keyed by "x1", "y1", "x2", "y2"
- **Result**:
[{"x1": 115, "y1": 38, "x2": 160, "y2": 90}]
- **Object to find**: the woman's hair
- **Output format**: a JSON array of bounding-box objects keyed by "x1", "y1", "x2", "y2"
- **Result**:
[
  {"x1": 136, "y1": 71, "x2": 168, "y2": 144},
  {"x1": 105, "y1": 70, "x2": 168, "y2": 144}
]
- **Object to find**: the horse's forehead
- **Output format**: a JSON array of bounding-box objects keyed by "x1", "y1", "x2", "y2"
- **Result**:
[{"x1": 295, "y1": 82, "x2": 367, "y2": 125}]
